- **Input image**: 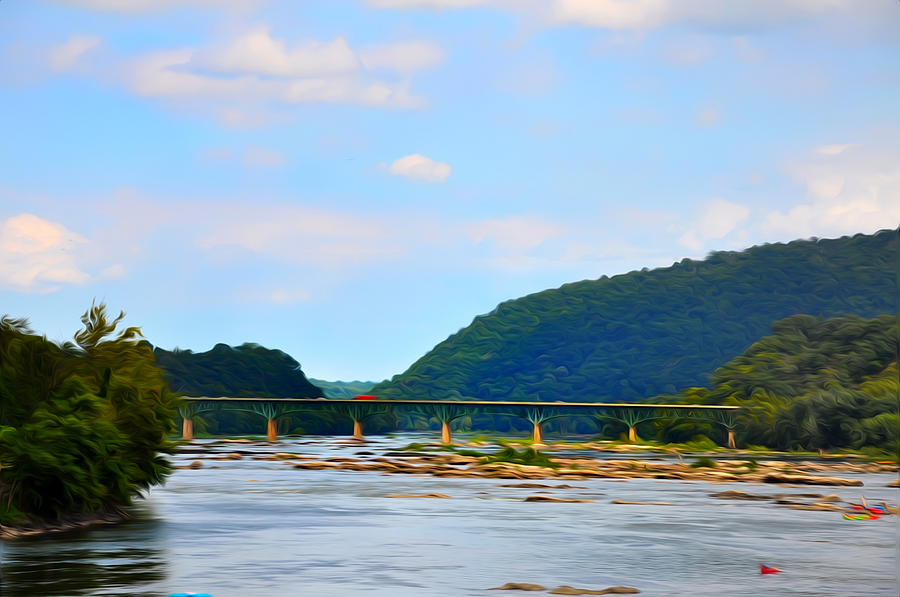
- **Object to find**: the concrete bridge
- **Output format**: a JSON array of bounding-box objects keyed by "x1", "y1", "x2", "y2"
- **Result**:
[{"x1": 179, "y1": 397, "x2": 741, "y2": 447}]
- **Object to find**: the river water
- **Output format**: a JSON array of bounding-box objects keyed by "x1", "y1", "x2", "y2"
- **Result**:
[{"x1": 1, "y1": 434, "x2": 897, "y2": 597}]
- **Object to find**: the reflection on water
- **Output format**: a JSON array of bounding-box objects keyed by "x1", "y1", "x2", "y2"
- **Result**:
[
  {"x1": 1, "y1": 434, "x2": 897, "y2": 597},
  {"x1": 0, "y1": 508, "x2": 168, "y2": 597}
]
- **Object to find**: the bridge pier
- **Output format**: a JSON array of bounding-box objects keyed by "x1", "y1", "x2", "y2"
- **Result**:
[
  {"x1": 532, "y1": 421, "x2": 543, "y2": 445},
  {"x1": 353, "y1": 419, "x2": 365, "y2": 440},
  {"x1": 727, "y1": 429, "x2": 736, "y2": 449},
  {"x1": 267, "y1": 418, "x2": 278, "y2": 442},
  {"x1": 628, "y1": 426, "x2": 637, "y2": 442},
  {"x1": 441, "y1": 421, "x2": 452, "y2": 444},
  {"x1": 182, "y1": 417, "x2": 194, "y2": 441}
]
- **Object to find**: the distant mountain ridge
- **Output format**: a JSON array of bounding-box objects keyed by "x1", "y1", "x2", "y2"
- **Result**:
[
  {"x1": 372, "y1": 230, "x2": 898, "y2": 403},
  {"x1": 309, "y1": 379, "x2": 379, "y2": 399}
]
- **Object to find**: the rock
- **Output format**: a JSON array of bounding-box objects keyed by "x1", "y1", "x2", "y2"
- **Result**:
[
  {"x1": 549, "y1": 586, "x2": 640, "y2": 595},
  {"x1": 887, "y1": 479, "x2": 899, "y2": 488},
  {"x1": 386, "y1": 493, "x2": 451, "y2": 499},
  {"x1": 189, "y1": 460, "x2": 204, "y2": 469},
  {"x1": 610, "y1": 500, "x2": 674, "y2": 506},
  {"x1": 226, "y1": 452, "x2": 244, "y2": 460},
  {"x1": 489, "y1": 583, "x2": 547, "y2": 591},
  {"x1": 763, "y1": 473, "x2": 862, "y2": 486},
  {"x1": 292, "y1": 461, "x2": 341, "y2": 469},
  {"x1": 778, "y1": 503, "x2": 845, "y2": 512},
  {"x1": 818, "y1": 494, "x2": 842, "y2": 503},
  {"x1": 709, "y1": 490, "x2": 771, "y2": 501},
  {"x1": 524, "y1": 495, "x2": 594, "y2": 503},
  {"x1": 499, "y1": 483, "x2": 585, "y2": 489}
]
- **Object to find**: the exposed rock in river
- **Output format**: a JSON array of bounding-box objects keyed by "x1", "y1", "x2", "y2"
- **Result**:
[
  {"x1": 610, "y1": 500, "x2": 673, "y2": 506},
  {"x1": 387, "y1": 493, "x2": 451, "y2": 499},
  {"x1": 524, "y1": 495, "x2": 594, "y2": 503},
  {"x1": 489, "y1": 583, "x2": 547, "y2": 591},
  {"x1": 763, "y1": 473, "x2": 863, "y2": 486},
  {"x1": 709, "y1": 490, "x2": 771, "y2": 501},
  {"x1": 549, "y1": 586, "x2": 640, "y2": 595}
]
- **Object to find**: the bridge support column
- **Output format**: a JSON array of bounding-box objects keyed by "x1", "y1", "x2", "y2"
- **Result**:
[
  {"x1": 267, "y1": 418, "x2": 278, "y2": 442},
  {"x1": 727, "y1": 429, "x2": 736, "y2": 449},
  {"x1": 628, "y1": 426, "x2": 637, "y2": 442},
  {"x1": 182, "y1": 417, "x2": 194, "y2": 441},
  {"x1": 532, "y1": 421, "x2": 543, "y2": 445},
  {"x1": 441, "y1": 421, "x2": 452, "y2": 444},
  {"x1": 353, "y1": 419, "x2": 365, "y2": 441}
]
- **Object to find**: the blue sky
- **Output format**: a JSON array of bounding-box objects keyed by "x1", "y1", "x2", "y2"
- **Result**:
[{"x1": 1, "y1": 0, "x2": 899, "y2": 382}]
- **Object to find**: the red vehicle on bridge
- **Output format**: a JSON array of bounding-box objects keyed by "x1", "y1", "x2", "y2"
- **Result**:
[{"x1": 353, "y1": 395, "x2": 378, "y2": 400}]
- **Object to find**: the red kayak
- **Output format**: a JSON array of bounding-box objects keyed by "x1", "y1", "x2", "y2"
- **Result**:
[{"x1": 760, "y1": 564, "x2": 780, "y2": 575}]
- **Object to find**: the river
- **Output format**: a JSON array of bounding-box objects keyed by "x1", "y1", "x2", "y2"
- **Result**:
[{"x1": 1, "y1": 434, "x2": 897, "y2": 596}]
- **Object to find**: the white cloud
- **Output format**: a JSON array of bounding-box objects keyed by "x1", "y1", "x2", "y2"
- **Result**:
[
  {"x1": 388, "y1": 154, "x2": 452, "y2": 182},
  {"x1": 548, "y1": 0, "x2": 850, "y2": 32},
  {"x1": 815, "y1": 143, "x2": 856, "y2": 156},
  {"x1": 359, "y1": 41, "x2": 445, "y2": 73},
  {"x1": 0, "y1": 214, "x2": 90, "y2": 292},
  {"x1": 764, "y1": 143, "x2": 900, "y2": 239},
  {"x1": 99, "y1": 263, "x2": 127, "y2": 279},
  {"x1": 696, "y1": 106, "x2": 721, "y2": 127},
  {"x1": 196, "y1": 205, "x2": 400, "y2": 266},
  {"x1": 197, "y1": 28, "x2": 358, "y2": 77},
  {"x1": 551, "y1": 0, "x2": 669, "y2": 30},
  {"x1": 270, "y1": 288, "x2": 311, "y2": 304},
  {"x1": 678, "y1": 199, "x2": 750, "y2": 250},
  {"x1": 48, "y1": 35, "x2": 102, "y2": 72},
  {"x1": 243, "y1": 146, "x2": 287, "y2": 168},
  {"x1": 365, "y1": 0, "x2": 487, "y2": 8},
  {"x1": 468, "y1": 216, "x2": 562, "y2": 251},
  {"x1": 124, "y1": 31, "x2": 429, "y2": 115},
  {"x1": 53, "y1": 0, "x2": 260, "y2": 13}
]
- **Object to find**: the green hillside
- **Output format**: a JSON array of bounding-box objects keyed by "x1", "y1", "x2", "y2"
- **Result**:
[
  {"x1": 154, "y1": 343, "x2": 322, "y2": 398},
  {"x1": 652, "y1": 314, "x2": 898, "y2": 452},
  {"x1": 373, "y1": 230, "x2": 898, "y2": 403}
]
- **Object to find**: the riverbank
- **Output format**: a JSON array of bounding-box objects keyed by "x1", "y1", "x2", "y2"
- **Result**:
[{"x1": 0, "y1": 506, "x2": 130, "y2": 540}]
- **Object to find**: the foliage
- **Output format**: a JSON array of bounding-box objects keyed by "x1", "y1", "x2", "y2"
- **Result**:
[
  {"x1": 373, "y1": 230, "x2": 897, "y2": 403},
  {"x1": 482, "y1": 447, "x2": 558, "y2": 469},
  {"x1": 155, "y1": 343, "x2": 322, "y2": 399},
  {"x1": 653, "y1": 314, "x2": 899, "y2": 452},
  {"x1": 0, "y1": 305, "x2": 179, "y2": 523},
  {"x1": 689, "y1": 457, "x2": 717, "y2": 468}
]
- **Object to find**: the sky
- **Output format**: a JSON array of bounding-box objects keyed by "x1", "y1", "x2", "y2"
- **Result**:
[{"x1": 1, "y1": 0, "x2": 899, "y2": 382}]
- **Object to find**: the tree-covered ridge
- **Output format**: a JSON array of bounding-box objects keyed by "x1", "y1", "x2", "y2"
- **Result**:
[
  {"x1": 0, "y1": 305, "x2": 179, "y2": 525},
  {"x1": 309, "y1": 379, "x2": 378, "y2": 399},
  {"x1": 154, "y1": 343, "x2": 322, "y2": 398},
  {"x1": 707, "y1": 314, "x2": 898, "y2": 403},
  {"x1": 703, "y1": 314, "x2": 897, "y2": 452},
  {"x1": 373, "y1": 230, "x2": 898, "y2": 403}
]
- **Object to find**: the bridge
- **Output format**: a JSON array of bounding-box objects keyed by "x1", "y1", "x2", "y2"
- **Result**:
[{"x1": 179, "y1": 397, "x2": 741, "y2": 447}]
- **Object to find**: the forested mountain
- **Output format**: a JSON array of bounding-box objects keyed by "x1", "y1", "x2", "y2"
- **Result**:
[
  {"x1": 154, "y1": 343, "x2": 322, "y2": 398},
  {"x1": 373, "y1": 230, "x2": 898, "y2": 403},
  {"x1": 652, "y1": 314, "x2": 898, "y2": 452},
  {"x1": 309, "y1": 379, "x2": 378, "y2": 399}
]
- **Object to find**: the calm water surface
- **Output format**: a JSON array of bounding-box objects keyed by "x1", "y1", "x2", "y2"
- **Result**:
[{"x1": 2, "y1": 434, "x2": 897, "y2": 596}]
